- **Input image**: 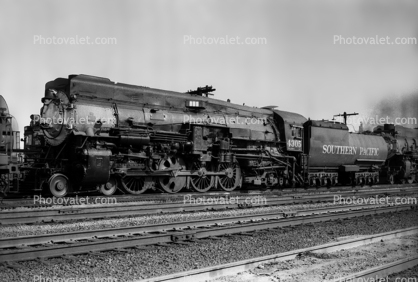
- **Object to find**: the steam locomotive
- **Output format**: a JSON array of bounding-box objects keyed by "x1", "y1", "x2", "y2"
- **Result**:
[{"x1": 0, "y1": 74, "x2": 417, "y2": 197}]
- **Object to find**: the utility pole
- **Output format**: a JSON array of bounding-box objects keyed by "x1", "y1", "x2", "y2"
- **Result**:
[{"x1": 333, "y1": 112, "x2": 358, "y2": 125}]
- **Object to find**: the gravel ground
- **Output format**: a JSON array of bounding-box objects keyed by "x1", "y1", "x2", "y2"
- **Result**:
[
  {"x1": 215, "y1": 235, "x2": 418, "y2": 282},
  {"x1": 387, "y1": 264, "x2": 418, "y2": 281},
  {"x1": 1, "y1": 209, "x2": 417, "y2": 282},
  {"x1": 0, "y1": 201, "x2": 391, "y2": 238}
]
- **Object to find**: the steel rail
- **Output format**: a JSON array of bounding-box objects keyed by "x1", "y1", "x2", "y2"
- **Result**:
[
  {"x1": 138, "y1": 227, "x2": 418, "y2": 282},
  {"x1": 0, "y1": 205, "x2": 415, "y2": 263},
  {"x1": 1, "y1": 188, "x2": 416, "y2": 225},
  {"x1": 0, "y1": 203, "x2": 392, "y2": 248},
  {"x1": 1, "y1": 183, "x2": 416, "y2": 209},
  {"x1": 333, "y1": 256, "x2": 418, "y2": 282}
]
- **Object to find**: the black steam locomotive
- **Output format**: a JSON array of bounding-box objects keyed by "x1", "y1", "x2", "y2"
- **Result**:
[{"x1": 0, "y1": 74, "x2": 417, "y2": 197}]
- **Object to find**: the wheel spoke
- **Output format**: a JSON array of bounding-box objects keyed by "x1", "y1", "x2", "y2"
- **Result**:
[
  {"x1": 122, "y1": 176, "x2": 148, "y2": 194},
  {"x1": 190, "y1": 162, "x2": 214, "y2": 192},
  {"x1": 217, "y1": 162, "x2": 241, "y2": 191}
]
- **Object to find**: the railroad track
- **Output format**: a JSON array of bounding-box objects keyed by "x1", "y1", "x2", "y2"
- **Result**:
[
  {"x1": 2, "y1": 183, "x2": 417, "y2": 209},
  {"x1": 0, "y1": 204, "x2": 415, "y2": 263},
  {"x1": 1, "y1": 187, "x2": 417, "y2": 224},
  {"x1": 334, "y1": 256, "x2": 418, "y2": 282},
  {"x1": 138, "y1": 227, "x2": 418, "y2": 282},
  {"x1": 0, "y1": 203, "x2": 393, "y2": 248}
]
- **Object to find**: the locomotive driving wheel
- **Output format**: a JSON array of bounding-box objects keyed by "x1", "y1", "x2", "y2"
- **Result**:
[
  {"x1": 190, "y1": 162, "x2": 214, "y2": 193},
  {"x1": 121, "y1": 175, "x2": 148, "y2": 194},
  {"x1": 48, "y1": 173, "x2": 69, "y2": 197},
  {"x1": 158, "y1": 157, "x2": 186, "y2": 193},
  {"x1": 99, "y1": 175, "x2": 118, "y2": 196},
  {"x1": 217, "y1": 162, "x2": 242, "y2": 191}
]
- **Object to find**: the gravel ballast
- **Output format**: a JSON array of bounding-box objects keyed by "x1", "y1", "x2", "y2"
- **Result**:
[
  {"x1": 387, "y1": 264, "x2": 418, "y2": 282},
  {"x1": 0, "y1": 200, "x2": 408, "y2": 238},
  {"x1": 214, "y1": 234, "x2": 418, "y2": 281},
  {"x1": 1, "y1": 209, "x2": 417, "y2": 282}
]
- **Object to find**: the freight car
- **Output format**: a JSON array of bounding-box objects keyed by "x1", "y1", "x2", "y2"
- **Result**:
[{"x1": 0, "y1": 74, "x2": 416, "y2": 197}]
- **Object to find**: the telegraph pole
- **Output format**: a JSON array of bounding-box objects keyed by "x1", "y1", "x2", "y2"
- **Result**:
[{"x1": 333, "y1": 112, "x2": 358, "y2": 125}]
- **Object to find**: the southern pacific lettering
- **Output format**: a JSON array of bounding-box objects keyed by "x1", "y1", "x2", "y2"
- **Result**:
[{"x1": 322, "y1": 145, "x2": 379, "y2": 156}]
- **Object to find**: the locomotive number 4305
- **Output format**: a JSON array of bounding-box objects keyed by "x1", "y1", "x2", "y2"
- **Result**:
[{"x1": 288, "y1": 139, "x2": 302, "y2": 148}]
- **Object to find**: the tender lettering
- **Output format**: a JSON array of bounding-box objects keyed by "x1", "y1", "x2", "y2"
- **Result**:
[{"x1": 322, "y1": 145, "x2": 379, "y2": 156}]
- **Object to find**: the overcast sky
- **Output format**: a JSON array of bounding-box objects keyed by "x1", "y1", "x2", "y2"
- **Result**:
[{"x1": 1, "y1": 0, "x2": 417, "y2": 135}]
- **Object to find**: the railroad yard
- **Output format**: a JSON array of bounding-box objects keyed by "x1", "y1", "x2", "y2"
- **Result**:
[
  {"x1": 2, "y1": 0, "x2": 418, "y2": 280},
  {"x1": 1, "y1": 184, "x2": 417, "y2": 282}
]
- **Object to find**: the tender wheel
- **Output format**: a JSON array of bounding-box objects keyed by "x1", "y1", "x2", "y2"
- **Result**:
[
  {"x1": 326, "y1": 178, "x2": 332, "y2": 188},
  {"x1": 48, "y1": 173, "x2": 69, "y2": 198},
  {"x1": 122, "y1": 175, "x2": 148, "y2": 194},
  {"x1": 388, "y1": 174, "x2": 394, "y2": 185},
  {"x1": 309, "y1": 178, "x2": 316, "y2": 187},
  {"x1": 278, "y1": 176, "x2": 285, "y2": 188},
  {"x1": 100, "y1": 176, "x2": 118, "y2": 196},
  {"x1": 158, "y1": 157, "x2": 186, "y2": 193},
  {"x1": 407, "y1": 177, "x2": 414, "y2": 184},
  {"x1": 217, "y1": 162, "x2": 242, "y2": 191},
  {"x1": 190, "y1": 162, "x2": 214, "y2": 192},
  {"x1": 359, "y1": 177, "x2": 365, "y2": 187}
]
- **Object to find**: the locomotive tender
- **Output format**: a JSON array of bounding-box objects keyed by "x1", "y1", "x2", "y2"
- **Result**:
[{"x1": 0, "y1": 74, "x2": 417, "y2": 197}]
